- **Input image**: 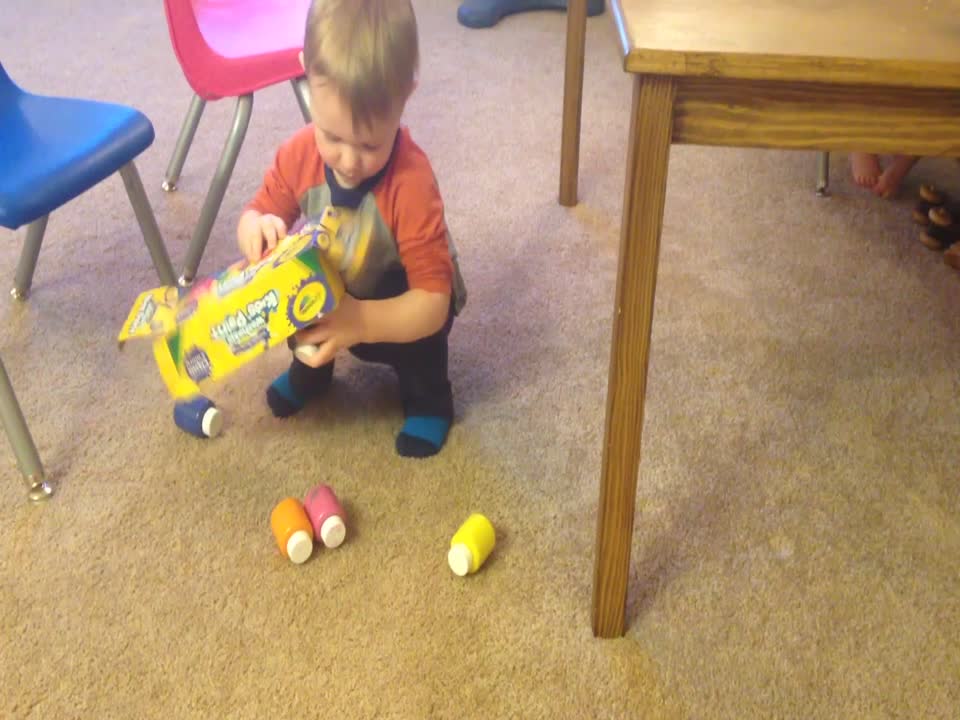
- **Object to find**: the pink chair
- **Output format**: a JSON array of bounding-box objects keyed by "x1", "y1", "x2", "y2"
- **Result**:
[{"x1": 162, "y1": 0, "x2": 313, "y2": 283}]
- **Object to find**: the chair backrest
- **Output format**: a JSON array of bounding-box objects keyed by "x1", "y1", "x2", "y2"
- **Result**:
[
  {"x1": 0, "y1": 64, "x2": 29, "y2": 205},
  {"x1": 163, "y1": 0, "x2": 214, "y2": 97},
  {"x1": 163, "y1": 0, "x2": 310, "y2": 99},
  {"x1": 194, "y1": 0, "x2": 309, "y2": 56}
]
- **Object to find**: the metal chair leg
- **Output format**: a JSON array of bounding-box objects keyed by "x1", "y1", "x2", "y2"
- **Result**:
[
  {"x1": 292, "y1": 77, "x2": 312, "y2": 123},
  {"x1": 0, "y1": 355, "x2": 52, "y2": 502},
  {"x1": 119, "y1": 162, "x2": 177, "y2": 286},
  {"x1": 179, "y1": 93, "x2": 253, "y2": 285},
  {"x1": 816, "y1": 151, "x2": 830, "y2": 197},
  {"x1": 163, "y1": 93, "x2": 206, "y2": 192},
  {"x1": 11, "y1": 215, "x2": 49, "y2": 301}
]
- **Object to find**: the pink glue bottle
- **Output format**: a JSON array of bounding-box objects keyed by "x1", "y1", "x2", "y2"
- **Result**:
[{"x1": 303, "y1": 484, "x2": 347, "y2": 549}]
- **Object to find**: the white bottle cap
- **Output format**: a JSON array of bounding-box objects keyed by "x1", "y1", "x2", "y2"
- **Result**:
[
  {"x1": 286, "y1": 530, "x2": 313, "y2": 564},
  {"x1": 447, "y1": 543, "x2": 473, "y2": 577},
  {"x1": 320, "y1": 515, "x2": 346, "y2": 548},
  {"x1": 201, "y1": 406, "x2": 223, "y2": 438},
  {"x1": 294, "y1": 343, "x2": 319, "y2": 362}
]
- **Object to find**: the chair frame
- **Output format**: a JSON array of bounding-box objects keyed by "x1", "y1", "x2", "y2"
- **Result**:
[
  {"x1": 13, "y1": 163, "x2": 175, "y2": 299},
  {"x1": 0, "y1": 356, "x2": 50, "y2": 502},
  {"x1": 162, "y1": 78, "x2": 312, "y2": 285},
  {"x1": 816, "y1": 151, "x2": 831, "y2": 196},
  {"x1": 4, "y1": 161, "x2": 176, "y2": 502}
]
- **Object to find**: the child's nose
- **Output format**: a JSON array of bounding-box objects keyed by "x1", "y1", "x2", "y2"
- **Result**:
[{"x1": 341, "y1": 148, "x2": 359, "y2": 172}]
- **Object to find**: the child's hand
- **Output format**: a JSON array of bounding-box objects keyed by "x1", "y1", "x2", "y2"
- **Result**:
[
  {"x1": 237, "y1": 211, "x2": 287, "y2": 263},
  {"x1": 294, "y1": 295, "x2": 368, "y2": 368}
]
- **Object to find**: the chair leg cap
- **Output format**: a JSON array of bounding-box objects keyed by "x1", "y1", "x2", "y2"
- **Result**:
[
  {"x1": 161, "y1": 180, "x2": 177, "y2": 192},
  {"x1": 27, "y1": 478, "x2": 54, "y2": 503},
  {"x1": 10, "y1": 287, "x2": 28, "y2": 301}
]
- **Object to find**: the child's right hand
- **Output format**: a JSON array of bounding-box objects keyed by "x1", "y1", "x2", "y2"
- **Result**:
[{"x1": 237, "y1": 211, "x2": 288, "y2": 263}]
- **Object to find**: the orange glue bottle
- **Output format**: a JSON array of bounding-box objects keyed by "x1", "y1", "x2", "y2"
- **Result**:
[
  {"x1": 447, "y1": 513, "x2": 496, "y2": 576},
  {"x1": 270, "y1": 498, "x2": 314, "y2": 564}
]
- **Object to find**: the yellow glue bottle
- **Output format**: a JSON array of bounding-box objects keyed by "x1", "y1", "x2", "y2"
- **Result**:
[{"x1": 447, "y1": 513, "x2": 496, "y2": 576}]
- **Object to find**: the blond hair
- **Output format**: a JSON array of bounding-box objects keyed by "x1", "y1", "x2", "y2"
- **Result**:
[{"x1": 303, "y1": 0, "x2": 419, "y2": 130}]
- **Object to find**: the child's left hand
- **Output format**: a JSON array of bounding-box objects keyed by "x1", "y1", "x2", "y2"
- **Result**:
[{"x1": 293, "y1": 294, "x2": 368, "y2": 367}]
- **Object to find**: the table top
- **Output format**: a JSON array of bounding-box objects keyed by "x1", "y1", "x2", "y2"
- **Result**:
[{"x1": 612, "y1": 0, "x2": 960, "y2": 89}]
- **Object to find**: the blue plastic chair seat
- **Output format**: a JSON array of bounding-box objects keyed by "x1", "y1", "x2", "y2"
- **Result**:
[{"x1": 0, "y1": 69, "x2": 154, "y2": 230}]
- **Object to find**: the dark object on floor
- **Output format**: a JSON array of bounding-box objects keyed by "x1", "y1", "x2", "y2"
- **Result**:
[
  {"x1": 912, "y1": 183, "x2": 946, "y2": 226},
  {"x1": 913, "y1": 184, "x2": 960, "y2": 258},
  {"x1": 457, "y1": 0, "x2": 604, "y2": 29},
  {"x1": 944, "y1": 241, "x2": 960, "y2": 271}
]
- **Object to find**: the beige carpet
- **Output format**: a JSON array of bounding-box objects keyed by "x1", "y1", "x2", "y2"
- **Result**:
[{"x1": 2, "y1": 1, "x2": 959, "y2": 718}]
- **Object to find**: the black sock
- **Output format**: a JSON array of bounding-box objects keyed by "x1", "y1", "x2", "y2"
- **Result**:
[
  {"x1": 266, "y1": 359, "x2": 334, "y2": 417},
  {"x1": 396, "y1": 415, "x2": 452, "y2": 458}
]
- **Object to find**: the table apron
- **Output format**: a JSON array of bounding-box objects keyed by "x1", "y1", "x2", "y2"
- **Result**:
[{"x1": 666, "y1": 76, "x2": 960, "y2": 156}]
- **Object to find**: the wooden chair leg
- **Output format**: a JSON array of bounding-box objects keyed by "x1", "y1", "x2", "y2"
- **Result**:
[{"x1": 559, "y1": 0, "x2": 588, "y2": 206}]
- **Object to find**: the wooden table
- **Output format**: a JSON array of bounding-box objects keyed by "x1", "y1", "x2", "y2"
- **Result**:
[{"x1": 559, "y1": 0, "x2": 960, "y2": 638}]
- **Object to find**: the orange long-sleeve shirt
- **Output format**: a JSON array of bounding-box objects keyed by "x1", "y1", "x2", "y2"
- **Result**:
[{"x1": 247, "y1": 125, "x2": 466, "y2": 312}]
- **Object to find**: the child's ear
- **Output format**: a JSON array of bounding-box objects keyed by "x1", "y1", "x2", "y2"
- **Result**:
[{"x1": 298, "y1": 50, "x2": 305, "y2": 72}]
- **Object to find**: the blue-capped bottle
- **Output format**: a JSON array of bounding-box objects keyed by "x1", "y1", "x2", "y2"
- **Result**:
[{"x1": 173, "y1": 396, "x2": 223, "y2": 438}]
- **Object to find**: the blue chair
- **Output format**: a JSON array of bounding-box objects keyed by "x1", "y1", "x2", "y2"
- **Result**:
[{"x1": 0, "y1": 62, "x2": 177, "y2": 502}]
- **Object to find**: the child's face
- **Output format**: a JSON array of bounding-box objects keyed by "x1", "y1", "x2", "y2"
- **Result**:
[{"x1": 308, "y1": 77, "x2": 403, "y2": 189}]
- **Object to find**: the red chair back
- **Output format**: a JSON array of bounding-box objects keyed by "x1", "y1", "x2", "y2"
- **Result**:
[{"x1": 163, "y1": 0, "x2": 310, "y2": 100}]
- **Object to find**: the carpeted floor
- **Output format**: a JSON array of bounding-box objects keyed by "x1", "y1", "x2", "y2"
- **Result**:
[{"x1": 2, "y1": 1, "x2": 959, "y2": 718}]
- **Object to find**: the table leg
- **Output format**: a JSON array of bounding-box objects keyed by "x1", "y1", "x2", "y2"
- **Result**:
[
  {"x1": 559, "y1": 0, "x2": 587, "y2": 206},
  {"x1": 593, "y1": 74, "x2": 675, "y2": 638}
]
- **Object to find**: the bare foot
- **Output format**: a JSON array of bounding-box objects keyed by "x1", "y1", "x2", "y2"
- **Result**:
[
  {"x1": 849, "y1": 152, "x2": 881, "y2": 189},
  {"x1": 873, "y1": 155, "x2": 919, "y2": 198}
]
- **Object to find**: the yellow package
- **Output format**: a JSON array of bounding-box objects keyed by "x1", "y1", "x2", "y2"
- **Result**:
[{"x1": 119, "y1": 206, "x2": 352, "y2": 399}]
